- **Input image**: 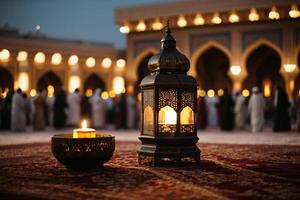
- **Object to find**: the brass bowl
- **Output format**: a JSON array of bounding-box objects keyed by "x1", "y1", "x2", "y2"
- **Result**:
[{"x1": 51, "y1": 133, "x2": 115, "y2": 168}]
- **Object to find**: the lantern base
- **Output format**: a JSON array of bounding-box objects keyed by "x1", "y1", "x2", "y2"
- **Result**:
[{"x1": 138, "y1": 136, "x2": 201, "y2": 167}]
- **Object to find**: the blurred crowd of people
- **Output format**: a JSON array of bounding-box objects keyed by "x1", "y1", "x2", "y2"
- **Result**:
[
  {"x1": 0, "y1": 87, "x2": 139, "y2": 131},
  {"x1": 0, "y1": 85, "x2": 300, "y2": 133},
  {"x1": 198, "y1": 86, "x2": 300, "y2": 132}
]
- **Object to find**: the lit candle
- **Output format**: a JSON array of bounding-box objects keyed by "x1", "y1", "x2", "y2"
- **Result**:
[{"x1": 73, "y1": 120, "x2": 96, "y2": 138}]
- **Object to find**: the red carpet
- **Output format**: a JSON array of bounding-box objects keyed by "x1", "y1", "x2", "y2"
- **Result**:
[{"x1": 0, "y1": 142, "x2": 300, "y2": 200}]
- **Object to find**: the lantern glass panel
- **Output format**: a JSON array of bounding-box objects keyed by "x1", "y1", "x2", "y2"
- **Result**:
[
  {"x1": 159, "y1": 106, "x2": 177, "y2": 133},
  {"x1": 143, "y1": 89, "x2": 154, "y2": 135}
]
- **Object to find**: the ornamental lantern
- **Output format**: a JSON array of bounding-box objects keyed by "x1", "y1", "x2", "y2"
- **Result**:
[{"x1": 138, "y1": 24, "x2": 200, "y2": 166}]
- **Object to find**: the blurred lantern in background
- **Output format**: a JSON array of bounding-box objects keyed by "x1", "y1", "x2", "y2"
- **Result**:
[{"x1": 138, "y1": 23, "x2": 200, "y2": 167}]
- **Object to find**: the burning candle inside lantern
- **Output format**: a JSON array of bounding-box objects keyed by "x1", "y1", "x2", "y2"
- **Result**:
[{"x1": 73, "y1": 120, "x2": 96, "y2": 138}]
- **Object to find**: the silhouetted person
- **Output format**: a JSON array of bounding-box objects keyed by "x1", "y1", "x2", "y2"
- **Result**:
[
  {"x1": 197, "y1": 96, "x2": 207, "y2": 129},
  {"x1": 248, "y1": 87, "x2": 265, "y2": 132},
  {"x1": 11, "y1": 88, "x2": 26, "y2": 131},
  {"x1": 23, "y1": 93, "x2": 31, "y2": 125},
  {"x1": 115, "y1": 93, "x2": 127, "y2": 129},
  {"x1": 234, "y1": 92, "x2": 247, "y2": 130},
  {"x1": 32, "y1": 87, "x2": 46, "y2": 130},
  {"x1": 0, "y1": 91, "x2": 13, "y2": 129},
  {"x1": 219, "y1": 89, "x2": 234, "y2": 131},
  {"x1": 205, "y1": 94, "x2": 218, "y2": 128},
  {"x1": 90, "y1": 89, "x2": 106, "y2": 128},
  {"x1": 273, "y1": 86, "x2": 291, "y2": 132},
  {"x1": 53, "y1": 88, "x2": 68, "y2": 129},
  {"x1": 67, "y1": 88, "x2": 81, "y2": 127}
]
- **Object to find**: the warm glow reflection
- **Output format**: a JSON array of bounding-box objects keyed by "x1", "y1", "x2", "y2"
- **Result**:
[
  {"x1": 47, "y1": 85, "x2": 54, "y2": 97},
  {"x1": 249, "y1": 8, "x2": 259, "y2": 21},
  {"x1": 113, "y1": 76, "x2": 125, "y2": 95},
  {"x1": 116, "y1": 59, "x2": 126, "y2": 69},
  {"x1": 211, "y1": 12, "x2": 222, "y2": 24},
  {"x1": 230, "y1": 65, "x2": 241, "y2": 76},
  {"x1": 18, "y1": 72, "x2": 29, "y2": 92},
  {"x1": 102, "y1": 57, "x2": 112, "y2": 68},
  {"x1": 177, "y1": 15, "x2": 187, "y2": 27},
  {"x1": 120, "y1": 24, "x2": 130, "y2": 34},
  {"x1": 68, "y1": 55, "x2": 78, "y2": 66},
  {"x1": 137, "y1": 92, "x2": 142, "y2": 102},
  {"x1": 34, "y1": 52, "x2": 45, "y2": 64},
  {"x1": 197, "y1": 89, "x2": 206, "y2": 97},
  {"x1": 136, "y1": 20, "x2": 146, "y2": 32},
  {"x1": 263, "y1": 79, "x2": 272, "y2": 97},
  {"x1": 152, "y1": 18, "x2": 163, "y2": 30},
  {"x1": 180, "y1": 106, "x2": 194, "y2": 125},
  {"x1": 30, "y1": 89, "x2": 36, "y2": 97},
  {"x1": 289, "y1": 4, "x2": 300, "y2": 18},
  {"x1": 207, "y1": 89, "x2": 215, "y2": 97},
  {"x1": 101, "y1": 91, "x2": 109, "y2": 100},
  {"x1": 85, "y1": 89, "x2": 93, "y2": 97},
  {"x1": 51, "y1": 53, "x2": 62, "y2": 65},
  {"x1": 217, "y1": 89, "x2": 224, "y2": 96},
  {"x1": 17, "y1": 51, "x2": 28, "y2": 62},
  {"x1": 242, "y1": 89, "x2": 250, "y2": 97},
  {"x1": 109, "y1": 90, "x2": 116, "y2": 98},
  {"x1": 290, "y1": 80, "x2": 295, "y2": 92},
  {"x1": 144, "y1": 105, "x2": 154, "y2": 125},
  {"x1": 194, "y1": 14, "x2": 205, "y2": 25},
  {"x1": 68, "y1": 76, "x2": 80, "y2": 93},
  {"x1": 228, "y1": 12, "x2": 239, "y2": 23},
  {"x1": 269, "y1": 6, "x2": 280, "y2": 20},
  {"x1": 159, "y1": 106, "x2": 177, "y2": 125},
  {"x1": 0, "y1": 49, "x2": 10, "y2": 61},
  {"x1": 86, "y1": 57, "x2": 96, "y2": 68},
  {"x1": 284, "y1": 64, "x2": 297, "y2": 73}
]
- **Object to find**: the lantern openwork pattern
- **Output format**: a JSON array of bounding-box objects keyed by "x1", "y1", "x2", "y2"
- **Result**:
[{"x1": 138, "y1": 23, "x2": 200, "y2": 167}]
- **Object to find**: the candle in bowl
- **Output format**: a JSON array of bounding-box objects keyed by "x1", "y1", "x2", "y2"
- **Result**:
[{"x1": 73, "y1": 120, "x2": 96, "y2": 138}]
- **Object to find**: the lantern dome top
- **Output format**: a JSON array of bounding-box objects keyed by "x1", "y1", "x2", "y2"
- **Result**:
[{"x1": 148, "y1": 22, "x2": 190, "y2": 74}]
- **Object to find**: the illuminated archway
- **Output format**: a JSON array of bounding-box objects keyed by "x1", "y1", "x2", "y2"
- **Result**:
[
  {"x1": 242, "y1": 44, "x2": 284, "y2": 97},
  {"x1": 0, "y1": 67, "x2": 14, "y2": 92},
  {"x1": 37, "y1": 71, "x2": 63, "y2": 94},
  {"x1": 195, "y1": 46, "x2": 232, "y2": 91},
  {"x1": 83, "y1": 73, "x2": 106, "y2": 93}
]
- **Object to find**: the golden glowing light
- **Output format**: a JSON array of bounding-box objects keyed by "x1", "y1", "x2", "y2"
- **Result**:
[
  {"x1": 159, "y1": 106, "x2": 177, "y2": 125},
  {"x1": 109, "y1": 90, "x2": 116, "y2": 98},
  {"x1": 289, "y1": 80, "x2": 295, "y2": 92},
  {"x1": 82, "y1": 120, "x2": 87, "y2": 129},
  {"x1": 17, "y1": 51, "x2": 28, "y2": 62},
  {"x1": 228, "y1": 11, "x2": 239, "y2": 23},
  {"x1": 47, "y1": 85, "x2": 54, "y2": 97},
  {"x1": 207, "y1": 89, "x2": 215, "y2": 97},
  {"x1": 68, "y1": 55, "x2": 79, "y2": 66},
  {"x1": 35, "y1": 25, "x2": 41, "y2": 31},
  {"x1": 249, "y1": 8, "x2": 259, "y2": 21},
  {"x1": 120, "y1": 24, "x2": 130, "y2": 34},
  {"x1": 113, "y1": 76, "x2": 125, "y2": 95},
  {"x1": 151, "y1": 18, "x2": 163, "y2": 30},
  {"x1": 136, "y1": 20, "x2": 146, "y2": 32},
  {"x1": 102, "y1": 57, "x2": 112, "y2": 68},
  {"x1": 180, "y1": 106, "x2": 194, "y2": 125},
  {"x1": 1, "y1": 88, "x2": 9, "y2": 98},
  {"x1": 137, "y1": 92, "x2": 142, "y2": 102},
  {"x1": 194, "y1": 14, "x2": 205, "y2": 25},
  {"x1": 101, "y1": 91, "x2": 109, "y2": 100},
  {"x1": 73, "y1": 119, "x2": 96, "y2": 138},
  {"x1": 68, "y1": 75, "x2": 80, "y2": 93},
  {"x1": 177, "y1": 15, "x2": 187, "y2": 27},
  {"x1": 217, "y1": 89, "x2": 224, "y2": 96},
  {"x1": 86, "y1": 57, "x2": 96, "y2": 68},
  {"x1": 211, "y1": 12, "x2": 222, "y2": 24},
  {"x1": 263, "y1": 79, "x2": 272, "y2": 97},
  {"x1": 298, "y1": 90, "x2": 300, "y2": 97},
  {"x1": 230, "y1": 65, "x2": 241, "y2": 76},
  {"x1": 85, "y1": 89, "x2": 93, "y2": 97},
  {"x1": 0, "y1": 49, "x2": 10, "y2": 61},
  {"x1": 269, "y1": 6, "x2": 280, "y2": 20},
  {"x1": 242, "y1": 89, "x2": 250, "y2": 97},
  {"x1": 289, "y1": 4, "x2": 300, "y2": 18},
  {"x1": 199, "y1": 89, "x2": 206, "y2": 97},
  {"x1": 284, "y1": 64, "x2": 297, "y2": 73},
  {"x1": 30, "y1": 89, "x2": 37, "y2": 97},
  {"x1": 116, "y1": 59, "x2": 126, "y2": 69},
  {"x1": 34, "y1": 52, "x2": 45, "y2": 64},
  {"x1": 18, "y1": 72, "x2": 29, "y2": 92},
  {"x1": 51, "y1": 53, "x2": 62, "y2": 65}
]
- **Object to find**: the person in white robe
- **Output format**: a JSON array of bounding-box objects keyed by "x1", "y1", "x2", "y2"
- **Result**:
[
  {"x1": 11, "y1": 88, "x2": 26, "y2": 131},
  {"x1": 67, "y1": 88, "x2": 81, "y2": 126},
  {"x1": 205, "y1": 95, "x2": 219, "y2": 128},
  {"x1": 89, "y1": 89, "x2": 106, "y2": 128},
  {"x1": 125, "y1": 93, "x2": 137, "y2": 129},
  {"x1": 248, "y1": 87, "x2": 265, "y2": 132},
  {"x1": 234, "y1": 92, "x2": 247, "y2": 129}
]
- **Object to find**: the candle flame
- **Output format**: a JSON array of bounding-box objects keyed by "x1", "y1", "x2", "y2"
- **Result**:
[{"x1": 81, "y1": 120, "x2": 87, "y2": 129}]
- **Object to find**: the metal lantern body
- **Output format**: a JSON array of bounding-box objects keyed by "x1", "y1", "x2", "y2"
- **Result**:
[{"x1": 138, "y1": 26, "x2": 200, "y2": 166}]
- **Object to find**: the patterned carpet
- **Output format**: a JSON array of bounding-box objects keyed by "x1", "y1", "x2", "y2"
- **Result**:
[{"x1": 0, "y1": 141, "x2": 300, "y2": 200}]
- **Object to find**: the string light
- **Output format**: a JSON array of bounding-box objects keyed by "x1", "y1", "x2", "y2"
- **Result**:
[
  {"x1": 249, "y1": 8, "x2": 259, "y2": 21},
  {"x1": 228, "y1": 11, "x2": 239, "y2": 23},
  {"x1": 34, "y1": 52, "x2": 45, "y2": 64},
  {"x1": 102, "y1": 57, "x2": 112, "y2": 68},
  {"x1": 177, "y1": 15, "x2": 187, "y2": 27},
  {"x1": 120, "y1": 24, "x2": 130, "y2": 34},
  {"x1": 289, "y1": 4, "x2": 300, "y2": 18},
  {"x1": 68, "y1": 55, "x2": 78, "y2": 66},
  {"x1": 207, "y1": 89, "x2": 215, "y2": 97},
  {"x1": 242, "y1": 89, "x2": 250, "y2": 97},
  {"x1": 269, "y1": 6, "x2": 280, "y2": 20},
  {"x1": 86, "y1": 57, "x2": 96, "y2": 68},
  {"x1": 0, "y1": 49, "x2": 10, "y2": 61},
  {"x1": 211, "y1": 12, "x2": 222, "y2": 24},
  {"x1": 152, "y1": 18, "x2": 163, "y2": 30},
  {"x1": 17, "y1": 51, "x2": 28, "y2": 62},
  {"x1": 194, "y1": 14, "x2": 205, "y2": 26},
  {"x1": 51, "y1": 53, "x2": 62, "y2": 65},
  {"x1": 116, "y1": 59, "x2": 126, "y2": 69},
  {"x1": 136, "y1": 20, "x2": 146, "y2": 32}
]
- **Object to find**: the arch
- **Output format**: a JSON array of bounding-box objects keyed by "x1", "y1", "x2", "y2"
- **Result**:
[
  {"x1": 191, "y1": 41, "x2": 232, "y2": 77},
  {"x1": 37, "y1": 71, "x2": 63, "y2": 93},
  {"x1": 83, "y1": 73, "x2": 106, "y2": 93},
  {"x1": 242, "y1": 44, "x2": 284, "y2": 97},
  {"x1": 194, "y1": 46, "x2": 232, "y2": 91},
  {"x1": 0, "y1": 67, "x2": 14, "y2": 92}
]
